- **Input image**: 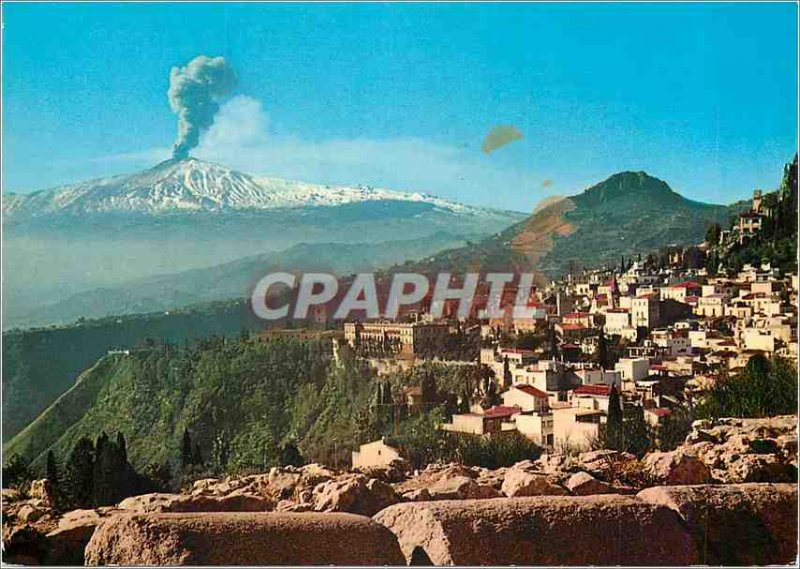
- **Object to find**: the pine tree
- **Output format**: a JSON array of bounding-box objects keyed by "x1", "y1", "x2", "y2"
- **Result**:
[{"x1": 64, "y1": 437, "x2": 95, "y2": 508}]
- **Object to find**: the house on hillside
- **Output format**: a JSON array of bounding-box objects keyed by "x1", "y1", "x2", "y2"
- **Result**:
[
  {"x1": 351, "y1": 438, "x2": 403, "y2": 469},
  {"x1": 501, "y1": 384, "x2": 549, "y2": 412}
]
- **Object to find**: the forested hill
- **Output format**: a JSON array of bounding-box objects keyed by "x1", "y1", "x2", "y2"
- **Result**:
[
  {"x1": 5, "y1": 335, "x2": 483, "y2": 474},
  {"x1": 5, "y1": 337, "x2": 333, "y2": 470}
]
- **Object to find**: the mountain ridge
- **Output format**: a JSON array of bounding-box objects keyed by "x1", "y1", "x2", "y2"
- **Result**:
[{"x1": 390, "y1": 170, "x2": 744, "y2": 280}]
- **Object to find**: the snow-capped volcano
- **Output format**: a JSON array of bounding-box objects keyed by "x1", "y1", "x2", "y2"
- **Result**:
[{"x1": 3, "y1": 158, "x2": 504, "y2": 219}]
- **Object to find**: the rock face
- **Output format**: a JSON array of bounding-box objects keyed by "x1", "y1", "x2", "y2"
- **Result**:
[
  {"x1": 637, "y1": 483, "x2": 798, "y2": 565},
  {"x1": 117, "y1": 492, "x2": 274, "y2": 514},
  {"x1": 642, "y1": 450, "x2": 711, "y2": 485},
  {"x1": 564, "y1": 472, "x2": 616, "y2": 496},
  {"x1": 28, "y1": 479, "x2": 55, "y2": 507},
  {"x1": 3, "y1": 416, "x2": 798, "y2": 566},
  {"x1": 395, "y1": 463, "x2": 500, "y2": 501},
  {"x1": 85, "y1": 512, "x2": 406, "y2": 566},
  {"x1": 373, "y1": 496, "x2": 697, "y2": 566},
  {"x1": 312, "y1": 474, "x2": 399, "y2": 516}
]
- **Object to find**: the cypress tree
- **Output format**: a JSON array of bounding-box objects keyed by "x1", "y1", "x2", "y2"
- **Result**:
[
  {"x1": 548, "y1": 326, "x2": 558, "y2": 359},
  {"x1": 46, "y1": 450, "x2": 61, "y2": 486},
  {"x1": 93, "y1": 432, "x2": 115, "y2": 506},
  {"x1": 421, "y1": 370, "x2": 437, "y2": 406},
  {"x1": 597, "y1": 332, "x2": 609, "y2": 370},
  {"x1": 605, "y1": 385, "x2": 623, "y2": 451},
  {"x1": 192, "y1": 443, "x2": 204, "y2": 466},
  {"x1": 115, "y1": 432, "x2": 130, "y2": 499},
  {"x1": 116, "y1": 432, "x2": 127, "y2": 465},
  {"x1": 64, "y1": 437, "x2": 95, "y2": 508},
  {"x1": 181, "y1": 429, "x2": 193, "y2": 469},
  {"x1": 623, "y1": 404, "x2": 652, "y2": 457}
]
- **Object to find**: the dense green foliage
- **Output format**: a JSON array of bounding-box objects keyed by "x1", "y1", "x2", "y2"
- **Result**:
[
  {"x1": 391, "y1": 410, "x2": 541, "y2": 469},
  {"x1": 697, "y1": 355, "x2": 798, "y2": 420}
]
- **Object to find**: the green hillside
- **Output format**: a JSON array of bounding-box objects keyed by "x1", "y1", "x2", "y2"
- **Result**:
[
  {"x1": 5, "y1": 335, "x2": 537, "y2": 477},
  {"x1": 2, "y1": 300, "x2": 261, "y2": 441}
]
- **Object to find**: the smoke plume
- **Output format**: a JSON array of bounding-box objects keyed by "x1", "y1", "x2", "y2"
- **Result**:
[{"x1": 168, "y1": 55, "x2": 237, "y2": 160}]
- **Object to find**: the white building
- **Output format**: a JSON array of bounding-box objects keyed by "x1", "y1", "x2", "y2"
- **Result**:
[{"x1": 614, "y1": 358, "x2": 650, "y2": 382}]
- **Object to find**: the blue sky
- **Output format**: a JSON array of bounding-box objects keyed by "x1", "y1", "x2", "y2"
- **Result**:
[{"x1": 2, "y1": 2, "x2": 797, "y2": 211}]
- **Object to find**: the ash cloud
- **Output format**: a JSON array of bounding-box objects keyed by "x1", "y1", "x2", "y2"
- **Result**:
[{"x1": 168, "y1": 55, "x2": 237, "y2": 160}]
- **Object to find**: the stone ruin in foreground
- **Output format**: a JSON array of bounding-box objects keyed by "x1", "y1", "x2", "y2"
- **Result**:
[{"x1": 3, "y1": 416, "x2": 797, "y2": 566}]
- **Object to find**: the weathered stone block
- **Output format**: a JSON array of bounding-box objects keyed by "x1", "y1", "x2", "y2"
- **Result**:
[
  {"x1": 637, "y1": 483, "x2": 798, "y2": 565},
  {"x1": 374, "y1": 495, "x2": 697, "y2": 566},
  {"x1": 85, "y1": 511, "x2": 405, "y2": 566}
]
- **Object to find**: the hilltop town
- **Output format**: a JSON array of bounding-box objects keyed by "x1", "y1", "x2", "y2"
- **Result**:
[{"x1": 336, "y1": 168, "x2": 797, "y2": 460}]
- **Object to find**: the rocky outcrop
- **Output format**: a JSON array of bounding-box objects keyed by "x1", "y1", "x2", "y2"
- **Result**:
[
  {"x1": 2, "y1": 416, "x2": 797, "y2": 566},
  {"x1": 394, "y1": 463, "x2": 499, "y2": 501},
  {"x1": 44, "y1": 508, "x2": 121, "y2": 565},
  {"x1": 85, "y1": 512, "x2": 406, "y2": 566},
  {"x1": 312, "y1": 474, "x2": 399, "y2": 516},
  {"x1": 28, "y1": 479, "x2": 55, "y2": 507},
  {"x1": 683, "y1": 415, "x2": 798, "y2": 483},
  {"x1": 0, "y1": 491, "x2": 58, "y2": 565},
  {"x1": 638, "y1": 483, "x2": 797, "y2": 565},
  {"x1": 354, "y1": 458, "x2": 410, "y2": 483},
  {"x1": 374, "y1": 495, "x2": 697, "y2": 566}
]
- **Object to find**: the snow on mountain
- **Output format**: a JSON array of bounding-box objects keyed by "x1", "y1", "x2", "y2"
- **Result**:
[{"x1": 3, "y1": 158, "x2": 508, "y2": 220}]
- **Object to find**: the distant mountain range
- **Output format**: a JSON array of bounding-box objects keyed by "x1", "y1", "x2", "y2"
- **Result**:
[
  {"x1": 7, "y1": 232, "x2": 481, "y2": 329},
  {"x1": 3, "y1": 158, "x2": 524, "y2": 327}
]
